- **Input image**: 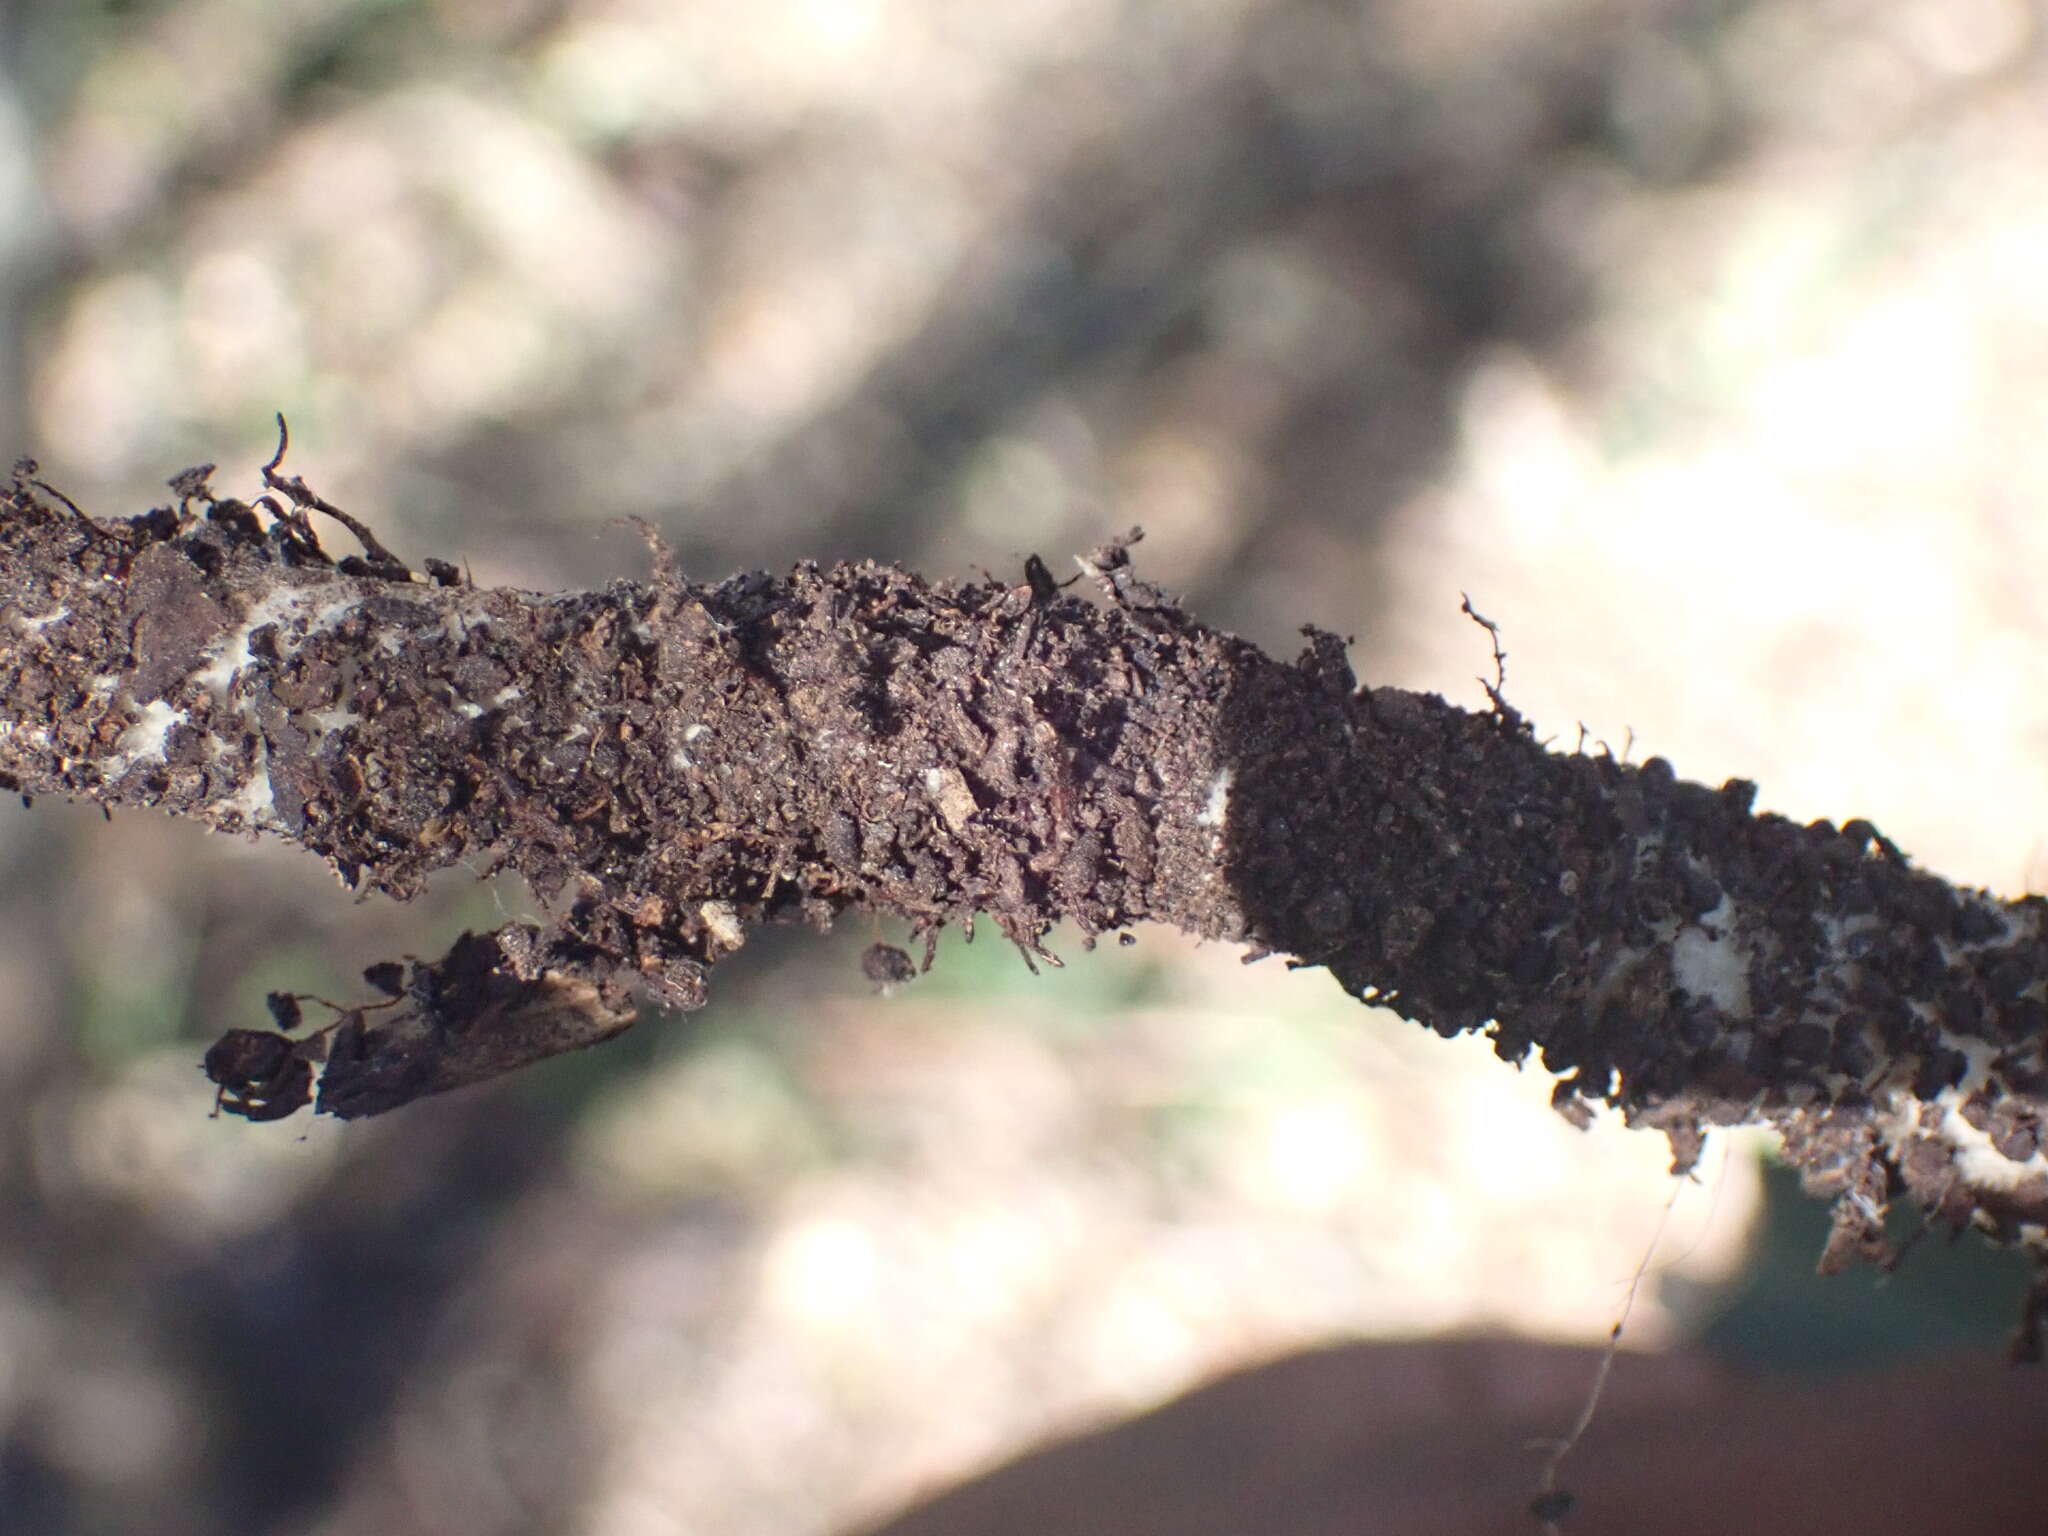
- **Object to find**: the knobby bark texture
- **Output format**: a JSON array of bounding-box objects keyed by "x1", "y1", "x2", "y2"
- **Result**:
[{"x1": 3, "y1": 455, "x2": 2046, "y2": 1325}]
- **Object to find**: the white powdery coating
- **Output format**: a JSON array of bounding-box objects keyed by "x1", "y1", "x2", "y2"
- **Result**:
[
  {"x1": 1942, "y1": 1100, "x2": 2048, "y2": 1193},
  {"x1": 85, "y1": 583, "x2": 385, "y2": 794},
  {"x1": 179, "y1": 586, "x2": 384, "y2": 827},
  {"x1": 671, "y1": 722, "x2": 711, "y2": 771},
  {"x1": 1871, "y1": 1041, "x2": 2048, "y2": 1249},
  {"x1": 1196, "y1": 766, "x2": 1232, "y2": 829},
  {"x1": 192, "y1": 586, "x2": 364, "y2": 697},
  {"x1": 1935, "y1": 895, "x2": 2033, "y2": 972},
  {"x1": 1912, "y1": 907, "x2": 2041, "y2": 1192},
  {"x1": 212, "y1": 760, "x2": 279, "y2": 833},
  {"x1": 1670, "y1": 893, "x2": 1751, "y2": 1018},
  {"x1": 103, "y1": 698, "x2": 186, "y2": 779}
]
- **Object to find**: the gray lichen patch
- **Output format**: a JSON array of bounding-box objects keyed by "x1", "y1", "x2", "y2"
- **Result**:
[{"x1": 1669, "y1": 893, "x2": 1751, "y2": 1017}]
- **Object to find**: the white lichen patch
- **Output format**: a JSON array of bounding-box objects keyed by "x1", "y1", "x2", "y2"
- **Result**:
[
  {"x1": 1872, "y1": 1041, "x2": 2048, "y2": 1204},
  {"x1": 306, "y1": 707, "x2": 359, "y2": 734},
  {"x1": 1953, "y1": 1137, "x2": 2048, "y2": 1199},
  {"x1": 1935, "y1": 894, "x2": 2029, "y2": 971},
  {"x1": 212, "y1": 760, "x2": 278, "y2": 833},
  {"x1": 189, "y1": 588, "x2": 298, "y2": 694},
  {"x1": 1670, "y1": 894, "x2": 1751, "y2": 1017},
  {"x1": 1196, "y1": 765, "x2": 1233, "y2": 829},
  {"x1": 192, "y1": 586, "x2": 363, "y2": 698},
  {"x1": 1937, "y1": 1097, "x2": 2048, "y2": 1193},
  {"x1": 103, "y1": 699, "x2": 186, "y2": 779}
]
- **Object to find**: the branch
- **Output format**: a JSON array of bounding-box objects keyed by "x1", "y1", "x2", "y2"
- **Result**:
[{"x1": 4, "y1": 453, "x2": 2045, "y2": 1332}]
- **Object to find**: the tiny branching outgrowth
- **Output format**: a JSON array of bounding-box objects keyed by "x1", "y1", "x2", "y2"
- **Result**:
[{"x1": 2, "y1": 448, "x2": 2044, "y2": 1319}]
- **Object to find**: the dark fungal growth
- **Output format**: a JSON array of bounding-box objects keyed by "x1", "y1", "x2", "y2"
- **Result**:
[{"x1": 3, "y1": 450, "x2": 2047, "y2": 1309}]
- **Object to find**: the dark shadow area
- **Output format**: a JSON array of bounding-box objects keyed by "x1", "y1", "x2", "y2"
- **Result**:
[
  {"x1": 851, "y1": 1335, "x2": 2048, "y2": 1536},
  {"x1": 164, "y1": 1098, "x2": 594, "y2": 1534}
]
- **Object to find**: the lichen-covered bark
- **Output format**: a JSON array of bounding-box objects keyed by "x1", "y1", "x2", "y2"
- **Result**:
[{"x1": 3, "y1": 458, "x2": 2045, "y2": 1322}]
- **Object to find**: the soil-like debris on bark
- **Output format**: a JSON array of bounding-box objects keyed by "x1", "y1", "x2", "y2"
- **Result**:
[{"x1": 3, "y1": 451, "x2": 2046, "y2": 1319}]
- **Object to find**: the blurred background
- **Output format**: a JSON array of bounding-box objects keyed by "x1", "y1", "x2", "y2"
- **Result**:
[{"x1": 2, "y1": 0, "x2": 2047, "y2": 1532}]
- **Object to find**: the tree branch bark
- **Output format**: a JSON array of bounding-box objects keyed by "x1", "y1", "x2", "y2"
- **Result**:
[{"x1": 4, "y1": 455, "x2": 2045, "y2": 1327}]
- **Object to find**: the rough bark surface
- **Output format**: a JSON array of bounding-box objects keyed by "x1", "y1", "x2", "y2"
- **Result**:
[{"x1": 4, "y1": 455, "x2": 2046, "y2": 1326}]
